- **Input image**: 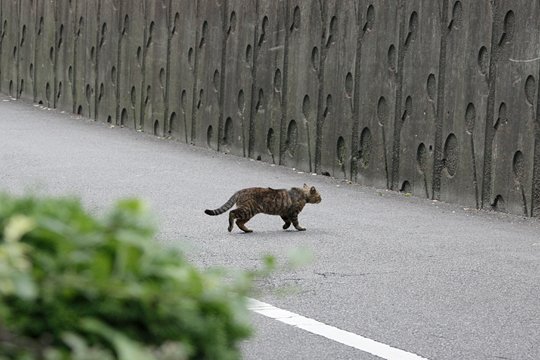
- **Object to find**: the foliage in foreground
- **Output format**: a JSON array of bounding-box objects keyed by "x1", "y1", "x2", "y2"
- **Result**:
[{"x1": 0, "y1": 194, "x2": 253, "y2": 360}]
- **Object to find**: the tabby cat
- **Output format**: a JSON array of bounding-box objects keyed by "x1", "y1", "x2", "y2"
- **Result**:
[{"x1": 204, "y1": 184, "x2": 322, "y2": 233}]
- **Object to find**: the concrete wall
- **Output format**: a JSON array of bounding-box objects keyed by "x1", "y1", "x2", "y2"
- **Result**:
[{"x1": 2, "y1": 0, "x2": 540, "y2": 217}]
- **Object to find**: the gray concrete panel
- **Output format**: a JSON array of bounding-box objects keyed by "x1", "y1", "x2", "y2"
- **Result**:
[
  {"x1": 280, "y1": 0, "x2": 321, "y2": 173},
  {"x1": 438, "y1": 0, "x2": 491, "y2": 210},
  {"x1": 34, "y1": 0, "x2": 56, "y2": 108},
  {"x1": 191, "y1": 0, "x2": 224, "y2": 150},
  {"x1": 167, "y1": 0, "x2": 196, "y2": 143},
  {"x1": 249, "y1": 0, "x2": 286, "y2": 165},
  {"x1": 84, "y1": 0, "x2": 98, "y2": 119},
  {"x1": 116, "y1": 0, "x2": 144, "y2": 130},
  {"x1": 0, "y1": 0, "x2": 19, "y2": 97},
  {"x1": 54, "y1": 0, "x2": 75, "y2": 112},
  {"x1": 95, "y1": 0, "x2": 120, "y2": 124},
  {"x1": 219, "y1": 0, "x2": 256, "y2": 157},
  {"x1": 71, "y1": 0, "x2": 97, "y2": 118},
  {"x1": 488, "y1": 1, "x2": 540, "y2": 216},
  {"x1": 353, "y1": 1, "x2": 399, "y2": 190},
  {"x1": 534, "y1": 5, "x2": 540, "y2": 217},
  {"x1": 318, "y1": 0, "x2": 357, "y2": 179},
  {"x1": 142, "y1": 0, "x2": 168, "y2": 136},
  {"x1": 0, "y1": 0, "x2": 2, "y2": 93},
  {"x1": 16, "y1": 0, "x2": 35, "y2": 102},
  {"x1": 393, "y1": 0, "x2": 441, "y2": 199}
]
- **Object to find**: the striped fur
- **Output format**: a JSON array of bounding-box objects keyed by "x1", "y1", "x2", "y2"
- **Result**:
[
  {"x1": 204, "y1": 193, "x2": 238, "y2": 215},
  {"x1": 204, "y1": 184, "x2": 322, "y2": 233}
]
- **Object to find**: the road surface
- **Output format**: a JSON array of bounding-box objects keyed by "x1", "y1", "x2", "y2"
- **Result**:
[{"x1": 1, "y1": 95, "x2": 539, "y2": 360}]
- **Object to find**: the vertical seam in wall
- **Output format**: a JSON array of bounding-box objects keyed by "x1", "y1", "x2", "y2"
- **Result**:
[
  {"x1": 115, "y1": 0, "x2": 123, "y2": 125},
  {"x1": 217, "y1": 0, "x2": 228, "y2": 152},
  {"x1": 531, "y1": 24, "x2": 540, "y2": 217},
  {"x1": 33, "y1": 0, "x2": 39, "y2": 102},
  {"x1": 53, "y1": 0, "x2": 59, "y2": 108},
  {"x1": 86, "y1": 1, "x2": 90, "y2": 114},
  {"x1": 247, "y1": 0, "x2": 260, "y2": 159},
  {"x1": 391, "y1": 0, "x2": 406, "y2": 191},
  {"x1": 83, "y1": 0, "x2": 89, "y2": 115},
  {"x1": 314, "y1": 0, "x2": 327, "y2": 174},
  {"x1": 481, "y1": 0, "x2": 499, "y2": 209},
  {"x1": 72, "y1": 0, "x2": 78, "y2": 114},
  {"x1": 471, "y1": 110, "x2": 480, "y2": 209},
  {"x1": 139, "y1": 0, "x2": 148, "y2": 131},
  {"x1": 14, "y1": 0, "x2": 23, "y2": 99},
  {"x1": 94, "y1": 0, "x2": 102, "y2": 120},
  {"x1": 350, "y1": 3, "x2": 362, "y2": 183},
  {"x1": 0, "y1": 0, "x2": 2, "y2": 94},
  {"x1": 432, "y1": 0, "x2": 449, "y2": 200},
  {"x1": 279, "y1": 0, "x2": 291, "y2": 165},
  {"x1": 15, "y1": 0, "x2": 21, "y2": 99},
  {"x1": 164, "y1": 0, "x2": 172, "y2": 135},
  {"x1": 190, "y1": 0, "x2": 200, "y2": 144},
  {"x1": 0, "y1": 0, "x2": 3, "y2": 94}
]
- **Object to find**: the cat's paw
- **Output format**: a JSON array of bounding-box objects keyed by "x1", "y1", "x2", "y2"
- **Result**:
[
  {"x1": 296, "y1": 227, "x2": 306, "y2": 231},
  {"x1": 283, "y1": 223, "x2": 291, "y2": 229}
]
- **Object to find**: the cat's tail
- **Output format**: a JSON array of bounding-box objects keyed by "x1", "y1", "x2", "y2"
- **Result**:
[{"x1": 204, "y1": 193, "x2": 238, "y2": 216}]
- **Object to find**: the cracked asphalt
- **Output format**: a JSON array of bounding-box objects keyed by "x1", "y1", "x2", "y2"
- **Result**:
[{"x1": 1, "y1": 95, "x2": 539, "y2": 360}]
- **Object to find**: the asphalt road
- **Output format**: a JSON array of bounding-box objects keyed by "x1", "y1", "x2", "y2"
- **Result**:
[{"x1": 1, "y1": 95, "x2": 539, "y2": 360}]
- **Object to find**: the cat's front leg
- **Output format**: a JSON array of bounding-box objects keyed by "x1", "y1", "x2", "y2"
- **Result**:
[{"x1": 291, "y1": 214, "x2": 305, "y2": 231}]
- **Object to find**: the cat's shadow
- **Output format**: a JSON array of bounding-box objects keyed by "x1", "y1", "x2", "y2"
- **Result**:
[{"x1": 228, "y1": 228, "x2": 330, "y2": 237}]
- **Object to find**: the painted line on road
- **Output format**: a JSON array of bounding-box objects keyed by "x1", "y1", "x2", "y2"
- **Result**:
[{"x1": 247, "y1": 298, "x2": 429, "y2": 360}]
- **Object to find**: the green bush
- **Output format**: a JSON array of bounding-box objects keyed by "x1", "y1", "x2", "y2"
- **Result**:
[{"x1": 0, "y1": 194, "x2": 252, "y2": 360}]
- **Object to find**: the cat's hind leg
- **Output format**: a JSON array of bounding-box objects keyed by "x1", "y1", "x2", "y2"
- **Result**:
[
  {"x1": 236, "y1": 219, "x2": 253, "y2": 233},
  {"x1": 230, "y1": 208, "x2": 253, "y2": 233},
  {"x1": 281, "y1": 216, "x2": 291, "y2": 230},
  {"x1": 228, "y1": 211, "x2": 235, "y2": 232}
]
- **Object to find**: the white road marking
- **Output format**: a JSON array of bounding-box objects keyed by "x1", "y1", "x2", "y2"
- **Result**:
[{"x1": 248, "y1": 298, "x2": 429, "y2": 360}]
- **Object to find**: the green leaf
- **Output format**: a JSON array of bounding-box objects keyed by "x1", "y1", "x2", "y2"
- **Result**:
[
  {"x1": 4, "y1": 215, "x2": 35, "y2": 243},
  {"x1": 80, "y1": 318, "x2": 156, "y2": 360}
]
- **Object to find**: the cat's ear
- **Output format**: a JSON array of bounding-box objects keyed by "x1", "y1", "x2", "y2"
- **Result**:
[
  {"x1": 303, "y1": 183, "x2": 309, "y2": 189},
  {"x1": 310, "y1": 186, "x2": 316, "y2": 193}
]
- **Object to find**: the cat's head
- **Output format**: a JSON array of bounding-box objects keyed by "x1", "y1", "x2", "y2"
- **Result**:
[{"x1": 303, "y1": 184, "x2": 322, "y2": 204}]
